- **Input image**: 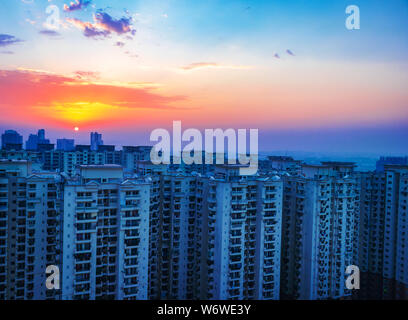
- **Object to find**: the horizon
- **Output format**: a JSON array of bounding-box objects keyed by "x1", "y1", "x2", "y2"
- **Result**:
[{"x1": 1, "y1": 124, "x2": 407, "y2": 156}]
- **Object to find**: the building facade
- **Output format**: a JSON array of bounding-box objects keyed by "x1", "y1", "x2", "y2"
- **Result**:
[{"x1": 61, "y1": 165, "x2": 150, "y2": 300}]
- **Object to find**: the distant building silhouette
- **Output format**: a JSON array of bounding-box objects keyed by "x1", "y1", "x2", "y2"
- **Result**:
[
  {"x1": 57, "y1": 138, "x2": 75, "y2": 151},
  {"x1": 37, "y1": 143, "x2": 54, "y2": 152},
  {"x1": 376, "y1": 156, "x2": 408, "y2": 172},
  {"x1": 90, "y1": 132, "x2": 103, "y2": 151},
  {"x1": 26, "y1": 129, "x2": 50, "y2": 151},
  {"x1": 75, "y1": 145, "x2": 91, "y2": 152},
  {"x1": 1, "y1": 130, "x2": 23, "y2": 150}
]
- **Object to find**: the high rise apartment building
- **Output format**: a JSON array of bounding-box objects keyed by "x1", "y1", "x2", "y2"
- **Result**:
[
  {"x1": 1, "y1": 144, "x2": 408, "y2": 301},
  {"x1": 40, "y1": 149, "x2": 122, "y2": 175},
  {"x1": 382, "y1": 165, "x2": 408, "y2": 299},
  {"x1": 280, "y1": 162, "x2": 359, "y2": 300},
  {"x1": 136, "y1": 161, "x2": 202, "y2": 299},
  {"x1": 356, "y1": 165, "x2": 408, "y2": 299},
  {"x1": 0, "y1": 160, "x2": 62, "y2": 300},
  {"x1": 136, "y1": 163, "x2": 283, "y2": 300},
  {"x1": 61, "y1": 165, "x2": 150, "y2": 300},
  {"x1": 356, "y1": 171, "x2": 386, "y2": 298},
  {"x1": 198, "y1": 165, "x2": 283, "y2": 300}
]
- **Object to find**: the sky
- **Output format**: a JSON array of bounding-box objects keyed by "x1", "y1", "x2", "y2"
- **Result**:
[{"x1": 0, "y1": 0, "x2": 407, "y2": 153}]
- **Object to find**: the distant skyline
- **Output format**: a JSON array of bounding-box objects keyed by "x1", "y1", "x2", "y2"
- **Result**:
[
  {"x1": 1, "y1": 122, "x2": 407, "y2": 156},
  {"x1": 0, "y1": 0, "x2": 407, "y2": 153}
]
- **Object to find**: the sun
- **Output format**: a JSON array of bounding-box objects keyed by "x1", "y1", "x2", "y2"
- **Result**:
[{"x1": 74, "y1": 127, "x2": 79, "y2": 132}]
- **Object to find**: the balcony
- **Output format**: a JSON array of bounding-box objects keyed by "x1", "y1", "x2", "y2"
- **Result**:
[{"x1": 76, "y1": 197, "x2": 93, "y2": 202}]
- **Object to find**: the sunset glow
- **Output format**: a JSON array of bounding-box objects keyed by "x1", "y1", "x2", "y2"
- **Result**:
[{"x1": 0, "y1": 0, "x2": 407, "y2": 152}]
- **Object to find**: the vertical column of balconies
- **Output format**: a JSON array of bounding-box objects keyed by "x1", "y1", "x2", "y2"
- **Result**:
[
  {"x1": 96, "y1": 188, "x2": 118, "y2": 299},
  {"x1": 206, "y1": 183, "x2": 217, "y2": 299},
  {"x1": 120, "y1": 188, "x2": 142, "y2": 299},
  {"x1": 358, "y1": 174, "x2": 370, "y2": 275},
  {"x1": 280, "y1": 178, "x2": 296, "y2": 298},
  {"x1": 193, "y1": 179, "x2": 204, "y2": 299},
  {"x1": 292, "y1": 181, "x2": 306, "y2": 299},
  {"x1": 45, "y1": 181, "x2": 61, "y2": 299},
  {"x1": 243, "y1": 183, "x2": 256, "y2": 299},
  {"x1": 396, "y1": 174, "x2": 408, "y2": 297},
  {"x1": 73, "y1": 191, "x2": 97, "y2": 299},
  {"x1": 185, "y1": 178, "x2": 198, "y2": 299},
  {"x1": 344, "y1": 180, "x2": 358, "y2": 297},
  {"x1": 169, "y1": 179, "x2": 182, "y2": 298},
  {"x1": 315, "y1": 181, "x2": 331, "y2": 298},
  {"x1": 369, "y1": 175, "x2": 386, "y2": 275},
  {"x1": 159, "y1": 177, "x2": 171, "y2": 298},
  {"x1": 0, "y1": 178, "x2": 9, "y2": 300},
  {"x1": 383, "y1": 171, "x2": 398, "y2": 286},
  {"x1": 14, "y1": 180, "x2": 29, "y2": 300},
  {"x1": 259, "y1": 182, "x2": 281, "y2": 299},
  {"x1": 228, "y1": 185, "x2": 246, "y2": 299},
  {"x1": 148, "y1": 177, "x2": 160, "y2": 299},
  {"x1": 0, "y1": 180, "x2": 7, "y2": 299}
]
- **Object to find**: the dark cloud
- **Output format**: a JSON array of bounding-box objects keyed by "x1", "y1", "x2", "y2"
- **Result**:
[
  {"x1": 64, "y1": 0, "x2": 92, "y2": 12},
  {"x1": 84, "y1": 26, "x2": 110, "y2": 38},
  {"x1": 286, "y1": 49, "x2": 295, "y2": 56},
  {"x1": 274, "y1": 53, "x2": 280, "y2": 59},
  {"x1": 39, "y1": 30, "x2": 61, "y2": 37},
  {"x1": 67, "y1": 10, "x2": 135, "y2": 39},
  {"x1": 94, "y1": 10, "x2": 133, "y2": 35},
  {"x1": 0, "y1": 34, "x2": 23, "y2": 47}
]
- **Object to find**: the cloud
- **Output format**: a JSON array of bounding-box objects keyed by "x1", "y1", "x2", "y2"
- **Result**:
[
  {"x1": 66, "y1": 18, "x2": 110, "y2": 38},
  {"x1": 286, "y1": 49, "x2": 295, "y2": 56},
  {"x1": 64, "y1": 0, "x2": 92, "y2": 12},
  {"x1": 0, "y1": 34, "x2": 23, "y2": 47},
  {"x1": 115, "y1": 41, "x2": 125, "y2": 47},
  {"x1": 26, "y1": 19, "x2": 36, "y2": 25},
  {"x1": 124, "y1": 51, "x2": 138, "y2": 58},
  {"x1": 0, "y1": 69, "x2": 186, "y2": 126},
  {"x1": 67, "y1": 10, "x2": 135, "y2": 39},
  {"x1": 94, "y1": 10, "x2": 133, "y2": 35},
  {"x1": 39, "y1": 30, "x2": 61, "y2": 37},
  {"x1": 1, "y1": 51, "x2": 14, "y2": 55},
  {"x1": 73, "y1": 71, "x2": 100, "y2": 80},
  {"x1": 179, "y1": 62, "x2": 252, "y2": 71},
  {"x1": 273, "y1": 53, "x2": 280, "y2": 59}
]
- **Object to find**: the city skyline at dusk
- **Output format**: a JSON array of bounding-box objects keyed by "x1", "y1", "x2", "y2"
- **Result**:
[
  {"x1": 1, "y1": 0, "x2": 408, "y2": 305},
  {"x1": 0, "y1": 0, "x2": 408, "y2": 153}
]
